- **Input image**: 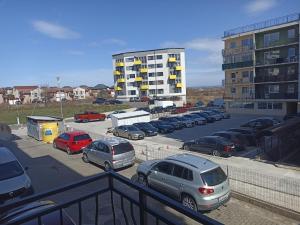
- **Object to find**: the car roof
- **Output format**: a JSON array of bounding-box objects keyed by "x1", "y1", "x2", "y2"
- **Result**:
[
  {"x1": 166, "y1": 154, "x2": 219, "y2": 172},
  {"x1": 0, "y1": 147, "x2": 17, "y2": 164},
  {"x1": 96, "y1": 137, "x2": 129, "y2": 146}
]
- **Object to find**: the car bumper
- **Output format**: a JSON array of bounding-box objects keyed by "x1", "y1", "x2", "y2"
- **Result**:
[
  {"x1": 196, "y1": 192, "x2": 231, "y2": 211},
  {"x1": 112, "y1": 157, "x2": 135, "y2": 169},
  {"x1": 145, "y1": 132, "x2": 158, "y2": 137},
  {"x1": 131, "y1": 135, "x2": 144, "y2": 140}
]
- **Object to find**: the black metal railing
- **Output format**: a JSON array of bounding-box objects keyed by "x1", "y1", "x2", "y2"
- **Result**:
[
  {"x1": 0, "y1": 171, "x2": 222, "y2": 225},
  {"x1": 222, "y1": 61, "x2": 254, "y2": 70},
  {"x1": 256, "y1": 56, "x2": 298, "y2": 67},
  {"x1": 254, "y1": 74, "x2": 298, "y2": 83},
  {"x1": 255, "y1": 92, "x2": 298, "y2": 99}
]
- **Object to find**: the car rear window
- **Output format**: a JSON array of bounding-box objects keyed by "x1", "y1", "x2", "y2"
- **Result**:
[
  {"x1": 74, "y1": 134, "x2": 91, "y2": 141},
  {"x1": 201, "y1": 167, "x2": 227, "y2": 186},
  {"x1": 112, "y1": 142, "x2": 134, "y2": 155}
]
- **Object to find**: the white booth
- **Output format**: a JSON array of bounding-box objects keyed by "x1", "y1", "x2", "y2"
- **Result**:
[{"x1": 111, "y1": 110, "x2": 150, "y2": 128}]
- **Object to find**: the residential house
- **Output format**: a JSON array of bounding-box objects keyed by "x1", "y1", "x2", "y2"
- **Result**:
[
  {"x1": 73, "y1": 87, "x2": 86, "y2": 100},
  {"x1": 0, "y1": 89, "x2": 5, "y2": 104},
  {"x1": 30, "y1": 87, "x2": 43, "y2": 102},
  {"x1": 13, "y1": 86, "x2": 38, "y2": 104}
]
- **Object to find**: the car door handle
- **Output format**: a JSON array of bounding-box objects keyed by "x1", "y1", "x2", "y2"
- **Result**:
[{"x1": 180, "y1": 184, "x2": 184, "y2": 187}]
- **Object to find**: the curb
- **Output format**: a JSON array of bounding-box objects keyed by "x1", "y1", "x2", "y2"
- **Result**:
[{"x1": 231, "y1": 191, "x2": 300, "y2": 221}]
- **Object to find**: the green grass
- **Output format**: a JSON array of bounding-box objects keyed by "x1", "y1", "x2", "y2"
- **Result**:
[{"x1": 0, "y1": 103, "x2": 130, "y2": 125}]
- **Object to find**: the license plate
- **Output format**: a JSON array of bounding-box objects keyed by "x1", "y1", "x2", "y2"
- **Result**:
[{"x1": 219, "y1": 193, "x2": 229, "y2": 202}]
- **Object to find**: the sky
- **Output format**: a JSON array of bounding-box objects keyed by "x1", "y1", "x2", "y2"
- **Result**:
[{"x1": 0, "y1": 0, "x2": 299, "y2": 87}]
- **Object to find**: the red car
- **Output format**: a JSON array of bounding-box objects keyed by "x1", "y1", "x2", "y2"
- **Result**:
[
  {"x1": 53, "y1": 131, "x2": 92, "y2": 154},
  {"x1": 74, "y1": 111, "x2": 106, "y2": 123}
]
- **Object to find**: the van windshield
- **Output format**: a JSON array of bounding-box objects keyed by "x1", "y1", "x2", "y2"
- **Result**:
[
  {"x1": 113, "y1": 143, "x2": 134, "y2": 155},
  {"x1": 201, "y1": 167, "x2": 227, "y2": 186},
  {"x1": 0, "y1": 161, "x2": 24, "y2": 181}
]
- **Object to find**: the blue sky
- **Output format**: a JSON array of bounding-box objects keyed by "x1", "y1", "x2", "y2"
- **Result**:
[{"x1": 0, "y1": 0, "x2": 299, "y2": 87}]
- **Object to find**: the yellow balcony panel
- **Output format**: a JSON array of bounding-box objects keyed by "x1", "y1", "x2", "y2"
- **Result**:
[
  {"x1": 140, "y1": 85, "x2": 149, "y2": 90},
  {"x1": 175, "y1": 66, "x2": 183, "y2": 71},
  {"x1": 168, "y1": 57, "x2": 176, "y2": 62},
  {"x1": 135, "y1": 77, "x2": 143, "y2": 82},
  {"x1": 133, "y1": 59, "x2": 142, "y2": 65},
  {"x1": 114, "y1": 70, "x2": 121, "y2": 75},
  {"x1": 169, "y1": 74, "x2": 176, "y2": 80},
  {"x1": 115, "y1": 86, "x2": 122, "y2": 91},
  {"x1": 176, "y1": 83, "x2": 183, "y2": 88},
  {"x1": 117, "y1": 78, "x2": 125, "y2": 83},
  {"x1": 140, "y1": 68, "x2": 148, "y2": 73},
  {"x1": 115, "y1": 62, "x2": 124, "y2": 67}
]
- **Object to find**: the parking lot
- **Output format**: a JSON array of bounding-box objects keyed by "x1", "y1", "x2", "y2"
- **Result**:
[{"x1": 2, "y1": 113, "x2": 299, "y2": 225}]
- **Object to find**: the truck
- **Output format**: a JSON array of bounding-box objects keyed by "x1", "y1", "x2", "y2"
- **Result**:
[{"x1": 74, "y1": 111, "x2": 106, "y2": 123}]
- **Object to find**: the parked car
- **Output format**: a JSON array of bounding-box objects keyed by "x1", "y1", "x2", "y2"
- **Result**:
[
  {"x1": 195, "y1": 101, "x2": 204, "y2": 107},
  {"x1": 171, "y1": 107, "x2": 188, "y2": 114},
  {"x1": 227, "y1": 128, "x2": 257, "y2": 146},
  {"x1": 211, "y1": 109, "x2": 231, "y2": 119},
  {"x1": 159, "y1": 117, "x2": 183, "y2": 130},
  {"x1": 182, "y1": 136, "x2": 235, "y2": 157},
  {"x1": 183, "y1": 114, "x2": 206, "y2": 125},
  {"x1": 0, "y1": 201, "x2": 76, "y2": 225},
  {"x1": 149, "y1": 121, "x2": 174, "y2": 133},
  {"x1": 82, "y1": 137, "x2": 135, "y2": 170},
  {"x1": 192, "y1": 112, "x2": 215, "y2": 123},
  {"x1": 74, "y1": 111, "x2": 106, "y2": 122},
  {"x1": 92, "y1": 98, "x2": 106, "y2": 105},
  {"x1": 106, "y1": 99, "x2": 123, "y2": 105},
  {"x1": 53, "y1": 131, "x2": 92, "y2": 154},
  {"x1": 113, "y1": 125, "x2": 145, "y2": 140},
  {"x1": 136, "y1": 154, "x2": 230, "y2": 211},
  {"x1": 173, "y1": 116, "x2": 195, "y2": 127},
  {"x1": 150, "y1": 106, "x2": 164, "y2": 114},
  {"x1": 212, "y1": 131, "x2": 247, "y2": 151},
  {"x1": 0, "y1": 147, "x2": 33, "y2": 203},
  {"x1": 133, "y1": 122, "x2": 158, "y2": 136},
  {"x1": 240, "y1": 117, "x2": 281, "y2": 130},
  {"x1": 164, "y1": 105, "x2": 176, "y2": 112},
  {"x1": 283, "y1": 113, "x2": 300, "y2": 121},
  {"x1": 203, "y1": 111, "x2": 222, "y2": 121},
  {"x1": 107, "y1": 110, "x2": 126, "y2": 119}
]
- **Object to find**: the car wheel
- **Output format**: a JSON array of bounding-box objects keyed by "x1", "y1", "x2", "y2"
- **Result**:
[
  {"x1": 66, "y1": 147, "x2": 72, "y2": 155},
  {"x1": 184, "y1": 145, "x2": 190, "y2": 151},
  {"x1": 82, "y1": 153, "x2": 89, "y2": 163},
  {"x1": 182, "y1": 194, "x2": 198, "y2": 211},
  {"x1": 212, "y1": 150, "x2": 221, "y2": 157},
  {"x1": 138, "y1": 173, "x2": 148, "y2": 186},
  {"x1": 104, "y1": 162, "x2": 112, "y2": 171},
  {"x1": 53, "y1": 141, "x2": 57, "y2": 149}
]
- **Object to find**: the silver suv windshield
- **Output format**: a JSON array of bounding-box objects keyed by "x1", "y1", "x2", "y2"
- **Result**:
[
  {"x1": 0, "y1": 161, "x2": 24, "y2": 181},
  {"x1": 201, "y1": 167, "x2": 227, "y2": 186}
]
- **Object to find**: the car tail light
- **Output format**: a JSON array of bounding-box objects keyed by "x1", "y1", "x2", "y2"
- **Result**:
[
  {"x1": 111, "y1": 147, "x2": 115, "y2": 156},
  {"x1": 199, "y1": 187, "x2": 214, "y2": 195},
  {"x1": 224, "y1": 145, "x2": 232, "y2": 152}
]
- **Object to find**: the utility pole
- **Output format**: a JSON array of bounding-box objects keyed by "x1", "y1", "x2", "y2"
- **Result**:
[{"x1": 56, "y1": 76, "x2": 63, "y2": 118}]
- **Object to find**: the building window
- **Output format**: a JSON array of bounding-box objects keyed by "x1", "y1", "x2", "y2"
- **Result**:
[
  {"x1": 258, "y1": 102, "x2": 267, "y2": 109},
  {"x1": 241, "y1": 38, "x2": 253, "y2": 48},
  {"x1": 268, "y1": 85, "x2": 279, "y2": 93},
  {"x1": 264, "y1": 50, "x2": 280, "y2": 64},
  {"x1": 287, "y1": 84, "x2": 295, "y2": 93},
  {"x1": 273, "y1": 103, "x2": 282, "y2": 109},
  {"x1": 258, "y1": 102, "x2": 282, "y2": 110},
  {"x1": 287, "y1": 65, "x2": 296, "y2": 75},
  {"x1": 148, "y1": 56, "x2": 154, "y2": 60},
  {"x1": 149, "y1": 89, "x2": 156, "y2": 95},
  {"x1": 242, "y1": 87, "x2": 248, "y2": 94},
  {"x1": 156, "y1": 55, "x2": 163, "y2": 60},
  {"x1": 125, "y1": 57, "x2": 134, "y2": 62},
  {"x1": 242, "y1": 71, "x2": 249, "y2": 78},
  {"x1": 264, "y1": 32, "x2": 280, "y2": 47},
  {"x1": 128, "y1": 90, "x2": 136, "y2": 95},
  {"x1": 230, "y1": 42, "x2": 236, "y2": 49},
  {"x1": 129, "y1": 74, "x2": 135, "y2": 78},
  {"x1": 288, "y1": 47, "x2": 296, "y2": 58},
  {"x1": 231, "y1": 88, "x2": 236, "y2": 94},
  {"x1": 126, "y1": 66, "x2": 134, "y2": 71},
  {"x1": 148, "y1": 64, "x2": 155, "y2": 69},
  {"x1": 231, "y1": 73, "x2": 236, "y2": 79},
  {"x1": 157, "y1": 80, "x2": 164, "y2": 85},
  {"x1": 267, "y1": 68, "x2": 279, "y2": 76},
  {"x1": 149, "y1": 81, "x2": 155, "y2": 85},
  {"x1": 288, "y1": 29, "x2": 295, "y2": 39},
  {"x1": 157, "y1": 72, "x2": 163, "y2": 76},
  {"x1": 157, "y1": 89, "x2": 164, "y2": 94},
  {"x1": 156, "y1": 63, "x2": 163, "y2": 68}
]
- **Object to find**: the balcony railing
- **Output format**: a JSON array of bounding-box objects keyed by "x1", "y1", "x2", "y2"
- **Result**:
[
  {"x1": 224, "y1": 13, "x2": 300, "y2": 38},
  {"x1": 114, "y1": 70, "x2": 122, "y2": 75},
  {"x1": 169, "y1": 74, "x2": 177, "y2": 80},
  {"x1": 133, "y1": 59, "x2": 142, "y2": 65},
  {"x1": 115, "y1": 62, "x2": 124, "y2": 67},
  {"x1": 140, "y1": 68, "x2": 148, "y2": 73},
  {"x1": 256, "y1": 92, "x2": 298, "y2": 99},
  {"x1": 222, "y1": 61, "x2": 254, "y2": 70},
  {"x1": 117, "y1": 78, "x2": 125, "y2": 83},
  {"x1": 256, "y1": 37, "x2": 299, "y2": 50},
  {"x1": 256, "y1": 56, "x2": 298, "y2": 67},
  {"x1": 168, "y1": 57, "x2": 177, "y2": 62},
  {"x1": 135, "y1": 77, "x2": 143, "y2": 82},
  {"x1": 222, "y1": 46, "x2": 253, "y2": 56},
  {"x1": 254, "y1": 74, "x2": 298, "y2": 83},
  {"x1": 0, "y1": 171, "x2": 221, "y2": 225},
  {"x1": 115, "y1": 86, "x2": 123, "y2": 91}
]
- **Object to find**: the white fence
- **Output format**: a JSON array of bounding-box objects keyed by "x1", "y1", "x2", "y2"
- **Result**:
[{"x1": 133, "y1": 143, "x2": 300, "y2": 213}]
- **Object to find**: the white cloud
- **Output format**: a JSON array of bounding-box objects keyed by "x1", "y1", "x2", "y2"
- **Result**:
[
  {"x1": 89, "y1": 38, "x2": 127, "y2": 47},
  {"x1": 32, "y1": 20, "x2": 80, "y2": 39},
  {"x1": 66, "y1": 50, "x2": 85, "y2": 56},
  {"x1": 245, "y1": 0, "x2": 277, "y2": 14}
]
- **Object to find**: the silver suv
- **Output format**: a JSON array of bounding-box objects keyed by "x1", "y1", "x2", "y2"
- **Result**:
[
  {"x1": 136, "y1": 154, "x2": 230, "y2": 211},
  {"x1": 82, "y1": 137, "x2": 135, "y2": 170}
]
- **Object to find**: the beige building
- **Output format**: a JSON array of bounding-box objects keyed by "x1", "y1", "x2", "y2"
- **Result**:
[{"x1": 73, "y1": 87, "x2": 86, "y2": 100}]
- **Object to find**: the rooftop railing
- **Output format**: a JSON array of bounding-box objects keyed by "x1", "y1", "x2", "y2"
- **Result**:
[{"x1": 224, "y1": 13, "x2": 300, "y2": 38}]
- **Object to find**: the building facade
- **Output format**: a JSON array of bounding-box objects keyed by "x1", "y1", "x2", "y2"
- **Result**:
[
  {"x1": 73, "y1": 87, "x2": 86, "y2": 100},
  {"x1": 222, "y1": 13, "x2": 300, "y2": 115},
  {"x1": 112, "y1": 48, "x2": 186, "y2": 103}
]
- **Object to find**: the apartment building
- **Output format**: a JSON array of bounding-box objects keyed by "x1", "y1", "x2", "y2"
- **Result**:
[
  {"x1": 222, "y1": 13, "x2": 300, "y2": 115},
  {"x1": 112, "y1": 48, "x2": 186, "y2": 103}
]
